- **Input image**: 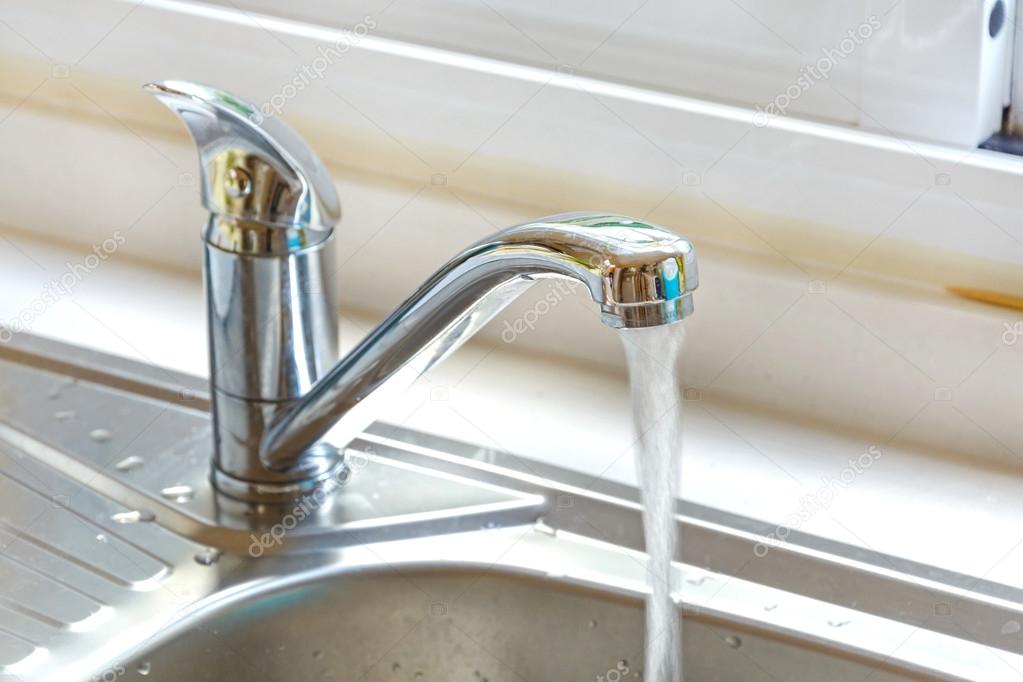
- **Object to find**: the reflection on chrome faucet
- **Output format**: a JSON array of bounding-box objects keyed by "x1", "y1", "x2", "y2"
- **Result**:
[{"x1": 147, "y1": 80, "x2": 698, "y2": 504}]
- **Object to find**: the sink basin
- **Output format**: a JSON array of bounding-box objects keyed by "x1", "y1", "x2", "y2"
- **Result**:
[
  {"x1": 130, "y1": 569, "x2": 913, "y2": 682},
  {"x1": 0, "y1": 334, "x2": 1020, "y2": 681}
]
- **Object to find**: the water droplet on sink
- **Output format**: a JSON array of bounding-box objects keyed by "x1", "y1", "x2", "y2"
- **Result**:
[
  {"x1": 89, "y1": 428, "x2": 112, "y2": 443},
  {"x1": 725, "y1": 635, "x2": 742, "y2": 649},
  {"x1": 392, "y1": 662, "x2": 401, "y2": 672},
  {"x1": 312, "y1": 650, "x2": 323, "y2": 660},
  {"x1": 115, "y1": 456, "x2": 145, "y2": 472},
  {"x1": 111, "y1": 510, "x2": 155, "y2": 524},
  {"x1": 828, "y1": 619, "x2": 851, "y2": 628},
  {"x1": 136, "y1": 661, "x2": 151, "y2": 676},
  {"x1": 47, "y1": 377, "x2": 75, "y2": 399},
  {"x1": 95, "y1": 533, "x2": 107, "y2": 543},
  {"x1": 54, "y1": 410, "x2": 75, "y2": 421},
  {"x1": 414, "y1": 673, "x2": 424, "y2": 679},
  {"x1": 1002, "y1": 620, "x2": 1021, "y2": 635},
  {"x1": 194, "y1": 548, "x2": 222, "y2": 566},
  {"x1": 533, "y1": 519, "x2": 556, "y2": 536},
  {"x1": 160, "y1": 485, "x2": 194, "y2": 503},
  {"x1": 588, "y1": 619, "x2": 598, "y2": 629},
  {"x1": 764, "y1": 604, "x2": 778, "y2": 612}
]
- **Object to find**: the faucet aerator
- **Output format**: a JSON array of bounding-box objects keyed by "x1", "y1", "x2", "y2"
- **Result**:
[{"x1": 601, "y1": 296, "x2": 694, "y2": 329}]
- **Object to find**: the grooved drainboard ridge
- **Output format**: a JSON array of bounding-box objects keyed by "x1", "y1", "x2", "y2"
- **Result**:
[{"x1": 0, "y1": 432, "x2": 204, "y2": 673}]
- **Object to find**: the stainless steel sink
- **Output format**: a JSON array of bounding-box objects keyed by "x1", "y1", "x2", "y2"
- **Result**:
[
  {"x1": 128, "y1": 570, "x2": 913, "y2": 682},
  {"x1": 0, "y1": 334, "x2": 1021, "y2": 681}
]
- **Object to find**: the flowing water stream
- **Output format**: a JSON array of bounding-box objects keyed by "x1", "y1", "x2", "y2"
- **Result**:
[{"x1": 621, "y1": 324, "x2": 685, "y2": 682}]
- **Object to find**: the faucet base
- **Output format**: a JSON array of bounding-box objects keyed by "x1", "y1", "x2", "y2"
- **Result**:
[
  {"x1": 210, "y1": 454, "x2": 349, "y2": 505},
  {"x1": 209, "y1": 389, "x2": 345, "y2": 503}
]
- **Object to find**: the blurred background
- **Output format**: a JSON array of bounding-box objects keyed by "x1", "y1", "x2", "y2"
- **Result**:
[{"x1": 2, "y1": 0, "x2": 1023, "y2": 580}]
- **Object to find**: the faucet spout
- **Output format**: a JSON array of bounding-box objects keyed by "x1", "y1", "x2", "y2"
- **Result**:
[{"x1": 261, "y1": 212, "x2": 697, "y2": 470}]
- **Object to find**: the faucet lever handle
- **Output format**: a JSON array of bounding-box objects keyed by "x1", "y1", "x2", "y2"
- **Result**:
[{"x1": 145, "y1": 80, "x2": 340, "y2": 244}]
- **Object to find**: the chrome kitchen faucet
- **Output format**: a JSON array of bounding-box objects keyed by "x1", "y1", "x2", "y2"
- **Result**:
[{"x1": 146, "y1": 80, "x2": 698, "y2": 503}]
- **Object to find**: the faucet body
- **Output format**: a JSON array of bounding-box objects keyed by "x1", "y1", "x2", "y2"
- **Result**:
[
  {"x1": 204, "y1": 225, "x2": 341, "y2": 500},
  {"x1": 148, "y1": 81, "x2": 698, "y2": 503},
  {"x1": 147, "y1": 80, "x2": 346, "y2": 501}
]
